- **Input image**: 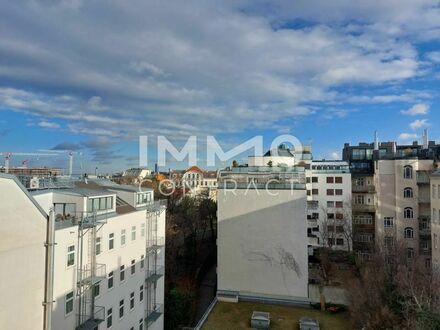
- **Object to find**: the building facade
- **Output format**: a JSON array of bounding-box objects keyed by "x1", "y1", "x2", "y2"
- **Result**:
[
  {"x1": 430, "y1": 172, "x2": 440, "y2": 270},
  {"x1": 217, "y1": 165, "x2": 309, "y2": 303},
  {"x1": 343, "y1": 134, "x2": 440, "y2": 261}
]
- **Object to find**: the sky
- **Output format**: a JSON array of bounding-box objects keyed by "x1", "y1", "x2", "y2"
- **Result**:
[{"x1": 0, "y1": 0, "x2": 439, "y2": 173}]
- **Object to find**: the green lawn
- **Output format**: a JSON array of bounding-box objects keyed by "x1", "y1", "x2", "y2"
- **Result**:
[{"x1": 202, "y1": 301, "x2": 352, "y2": 330}]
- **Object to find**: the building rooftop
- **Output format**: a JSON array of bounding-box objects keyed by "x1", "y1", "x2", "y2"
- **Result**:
[{"x1": 201, "y1": 301, "x2": 350, "y2": 330}]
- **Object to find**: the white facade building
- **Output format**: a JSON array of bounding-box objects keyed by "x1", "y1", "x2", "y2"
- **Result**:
[
  {"x1": 217, "y1": 166, "x2": 309, "y2": 303},
  {"x1": 0, "y1": 174, "x2": 48, "y2": 330},
  {"x1": 306, "y1": 161, "x2": 352, "y2": 251},
  {"x1": 0, "y1": 174, "x2": 166, "y2": 330},
  {"x1": 431, "y1": 171, "x2": 440, "y2": 270}
]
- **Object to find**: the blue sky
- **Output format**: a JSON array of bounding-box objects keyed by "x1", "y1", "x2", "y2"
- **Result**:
[{"x1": 0, "y1": 0, "x2": 439, "y2": 173}]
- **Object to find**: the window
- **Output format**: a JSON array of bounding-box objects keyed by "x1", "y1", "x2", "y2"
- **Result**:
[
  {"x1": 434, "y1": 209, "x2": 438, "y2": 224},
  {"x1": 140, "y1": 255, "x2": 145, "y2": 269},
  {"x1": 65, "y1": 291, "x2": 74, "y2": 315},
  {"x1": 407, "y1": 248, "x2": 415, "y2": 260},
  {"x1": 355, "y1": 233, "x2": 373, "y2": 242},
  {"x1": 130, "y1": 292, "x2": 135, "y2": 310},
  {"x1": 131, "y1": 226, "x2": 136, "y2": 241},
  {"x1": 67, "y1": 245, "x2": 75, "y2": 267},
  {"x1": 404, "y1": 207, "x2": 414, "y2": 219},
  {"x1": 327, "y1": 213, "x2": 335, "y2": 220},
  {"x1": 336, "y1": 238, "x2": 344, "y2": 246},
  {"x1": 109, "y1": 233, "x2": 114, "y2": 250},
  {"x1": 435, "y1": 234, "x2": 438, "y2": 250},
  {"x1": 335, "y1": 201, "x2": 343, "y2": 208},
  {"x1": 327, "y1": 189, "x2": 334, "y2": 196},
  {"x1": 336, "y1": 213, "x2": 343, "y2": 220},
  {"x1": 335, "y1": 189, "x2": 343, "y2": 196},
  {"x1": 95, "y1": 237, "x2": 102, "y2": 255},
  {"x1": 108, "y1": 271, "x2": 114, "y2": 289},
  {"x1": 131, "y1": 259, "x2": 136, "y2": 275},
  {"x1": 140, "y1": 285, "x2": 144, "y2": 302},
  {"x1": 139, "y1": 318, "x2": 144, "y2": 330},
  {"x1": 312, "y1": 189, "x2": 319, "y2": 195},
  {"x1": 119, "y1": 299, "x2": 124, "y2": 319},
  {"x1": 336, "y1": 225, "x2": 344, "y2": 233},
  {"x1": 355, "y1": 177, "x2": 365, "y2": 186},
  {"x1": 327, "y1": 201, "x2": 335, "y2": 208},
  {"x1": 354, "y1": 215, "x2": 373, "y2": 225},
  {"x1": 141, "y1": 223, "x2": 145, "y2": 237},
  {"x1": 120, "y1": 265, "x2": 125, "y2": 282},
  {"x1": 404, "y1": 227, "x2": 414, "y2": 239},
  {"x1": 404, "y1": 187, "x2": 413, "y2": 198},
  {"x1": 88, "y1": 196, "x2": 114, "y2": 212},
  {"x1": 335, "y1": 177, "x2": 343, "y2": 184},
  {"x1": 433, "y1": 184, "x2": 437, "y2": 199},
  {"x1": 404, "y1": 165, "x2": 413, "y2": 179},
  {"x1": 384, "y1": 236, "x2": 394, "y2": 248},
  {"x1": 107, "y1": 308, "x2": 113, "y2": 328},
  {"x1": 93, "y1": 283, "x2": 100, "y2": 298},
  {"x1": 327, "y1": 225, "x2": 335, "y2": 232},
  {"x1": 327, "y1": 177, "x2": 334, "y2": 184},
  {"x1": 312, "y1": 177, "x2": 318, "y2": 183},
  {"x1": 384, "y1": 217, "x2": 394, "y2": 228},
  {"x1": 328, "y1": 238, "x2": 335, "y2": 246},
  {"x1": 354, "y1": 194, "x2": 365, "y2": 205},
  {"x1": 121, "y1": 229, "x2": 126, "y2": 246}
]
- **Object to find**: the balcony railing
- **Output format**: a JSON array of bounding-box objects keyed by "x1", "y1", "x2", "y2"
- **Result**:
[
  {"x1": 146, "y1": 237, "x2": 165, "y2": 253},
  {"x1": 145, "y1": 266, "x2": 164, "y2": 283},
  {"x1": 77, "y1": 306, "x2": 105, "y2": 330},
  {"x1": 145, "y1": 304, "x2": 163, "y2": 324},
  {"x1": 77, "y1": 263, "x2": 106, "y2": 286},
  {"x1": 146, "y1": 199, "x2": 168, "y2": 212},
  {"x1": 352, "y1": 204, "x2": 375, "y2": 213},
  {"x1": 352, "y1": 185, "x2": 376, "y2": 193},
  {"x1": 417, "y1": 171, "x2": 430, "y2": 184},
  {"x1": 418, "y1": 195, "x2": 431, "y2": 204}
]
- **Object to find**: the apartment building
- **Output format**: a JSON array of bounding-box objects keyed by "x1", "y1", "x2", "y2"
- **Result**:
[
  {"x1": 306, "y1": 161, "x2": 352, "y2": 251},
  {"x1": 217, "y1": 165, "x2": 309, "y2": 303},
  {"x1": 169, "y1": 166, "x2": 217, "y2": 199},
  {"x1": 431, "y1": 172, "x2": 440, "y2": 269},
  {"x1": 0, "y1": 174, "x2": 48, "y2": 330},
  {"x1": 0, "y1": 174, "x2": 166, "y2": 330},
  {"x1": 343, "y1": 132, "x2": 440, "y2": 261}
]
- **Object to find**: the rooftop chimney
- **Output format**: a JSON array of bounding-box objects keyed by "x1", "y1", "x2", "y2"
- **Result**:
[
  {"x1": 374, "y1": 131, "x2": 379, "y2": 151},
  {"x1": 423, "y1": 129, "x2": 429, "y2": 150}
]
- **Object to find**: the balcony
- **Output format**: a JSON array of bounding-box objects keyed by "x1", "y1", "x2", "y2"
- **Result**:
[
  {"x1": 145, "y1": 266, "x2": 164, "y2": 283},
  {"x1": 352, "y1": 204, "x2": 375, "y2": 213},
  {"x1": 417, "y1": 171, "x2": 430, "y2": 185},
  {"x1": 76, "y1": 306, "x2": 105, "y2": 330},
  {"x1": 146, "y1": 199, "x2": 167, "y2": 213},
  {"x1": 146, "y1": 237, "x2": 165, "y2": 253},
  {"x1": 352, "y1": 185, "x2": 376, "y2": 193},
  {"x1": 145, "y1": 304, "x2": 163, "y2": 324},
  {"x1": 77, "y1": 263, "x2": 106, "y2": 286},
  {"x1": 418, "y1": 195, "x2": 431, "y2": 204}
]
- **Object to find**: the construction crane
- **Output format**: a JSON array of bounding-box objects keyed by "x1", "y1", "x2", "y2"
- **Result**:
[{"x1": 0, "y1": 152, "x2": 59, "y2": 173}]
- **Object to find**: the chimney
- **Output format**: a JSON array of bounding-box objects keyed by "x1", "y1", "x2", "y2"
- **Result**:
[
  {"x1": 374, "y1": 131, "x2": 379, "y2": 151},
  {"x1": 423, "y1": 129, "x2": 429, "y2": 150}
]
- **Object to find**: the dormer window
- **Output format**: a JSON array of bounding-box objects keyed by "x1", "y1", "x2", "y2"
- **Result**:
[
  {"x1": 87, "y1": 196, "x2": 114, "y2": 212},
  {"x1": 136, "y1": 192, "x2": 151, "y2": 205}
]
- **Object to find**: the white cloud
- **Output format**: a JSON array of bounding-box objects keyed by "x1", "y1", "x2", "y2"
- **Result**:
[
  {"x1": 427, "y1": 51, "x2": 440, "y2": 63},
  {"x1": 410, "y1": 119, "x2": 429, "y2": 130},
  {"x1": 38, "y1": 120, "x2": 60, "y2": 129},
  {"x1": 327, "y1": 151, "x2": 340, "y2": 160},
  {"x1": 398, "y1": 133, "x2": 418, "y2": 141},
  {"x1": 401, "y1": 103, "x2": 429, "y2": 116}
]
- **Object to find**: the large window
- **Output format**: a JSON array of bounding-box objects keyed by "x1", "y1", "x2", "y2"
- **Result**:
[
  {"x1": 106, "y1": 308, "x2": 112, "y2": 328},
  {"x1": 120, "y1": 265, "x2": 125, "y2": 282},
  {"x1": 131, "y1": 259, "x2": 136, "y2": 275},
  {"x1": 131, "y1": 226, "x2": 136, "y2": 241},
  {"x1": 95, "y1": 237, "x2": 102, "y2": 255},
  {"x1": 130, "y1": 292, "x2": 135, "y2": 310},
  {"x1": 354, "y1": 215, "x2": 373, "y2": 225},
  {"x1": 403, "y1": 165, "x2": 413, "y2": 179},
  {"x1": 109, "y1": 233, "x2": 114, "y2": 250},
  {"x1": 404, "y1": 227, "x2": 414, "y2": 239},
  {"x1": 108, "y1": 271, "x2": 114, "y2": 289},
  {"x1": 140, "y1": 285, "x2": 144, "y2": 302},
  {"x1": 384, "y1": 217, "x2": 394, "y2": 228},
  {"x1": 404, "y1": 207, "x2": 414, "y2": 219},
  {"x1": 65, "y1": 291, "x2": 74, "y2": 315},
  {"x1": 404, "y1": 187, "x2": 413, "y2": 198},
  {"x1": 119, "y1": 299, "x2": 124, "y2": 319},
  {"x1": 87, "y1": 196, "x2": 114, "y2": 212},
  {"x1": 136, "y1": 192, "x2": 151, "y2": 205},
  {"x1": 67, "y1": 245, "x2": 75, "y2": 267}
]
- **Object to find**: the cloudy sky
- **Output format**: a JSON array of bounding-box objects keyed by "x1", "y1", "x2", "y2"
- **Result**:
[{"x1": 0, "y1": 0, "x2": 439, "y2": 173}]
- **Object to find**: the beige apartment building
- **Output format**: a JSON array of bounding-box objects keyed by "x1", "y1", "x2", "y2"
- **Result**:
[{"x1": 431, "y1": 172, "x2": 440, "y2": 269}]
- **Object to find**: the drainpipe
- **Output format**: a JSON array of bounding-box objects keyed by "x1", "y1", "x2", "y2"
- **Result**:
[{"x1": 43, "y1": 208, "x2": 55, "y2": 330}]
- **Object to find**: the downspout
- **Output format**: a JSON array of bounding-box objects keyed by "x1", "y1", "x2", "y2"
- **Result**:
[{"x1": 43, "y1": 208, "x2": 55, "y2": 330}]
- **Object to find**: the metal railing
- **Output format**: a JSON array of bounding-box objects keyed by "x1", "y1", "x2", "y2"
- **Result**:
[
  {"x1": 418, "y1": 195, "x2": 431, "y2": 203},
  {"x1": 145, "y1": 266, "x2": 165, "y2": 283},
  {"x1": 146, "y1": 199, "x2": 167, "y2": 212},
  {"x1": 352, "y1": 204, "x2": 375, "y2": 213},
  {"x1": 145, "y1": 303, "x2": 163, "y2": 324},
  {"x1": 77, "y1": 263, "x2": 106, "y2": 286},
  {"x1": 77, "y1": 305, "x2": 105, "y2": 330},
  {"x1": 352, "y1": 185, "x2": 376, "y2": 193},
  {"x1": 146, "y1": 237, "x2": 165, "y2": 253},
  {"x1": 417, "y1": 171, "x2": 430, "y2": 184}
]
